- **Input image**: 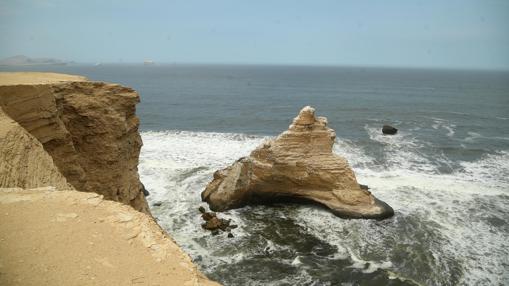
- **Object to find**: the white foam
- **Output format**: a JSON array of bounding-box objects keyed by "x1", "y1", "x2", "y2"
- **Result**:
[
  {"x1": 352, "y1": 125, "x2": 439, "y2": 173},
  {"x1": 430, "y1": 117, "x2": 456, "y2": 135},
  {"x1": 291, "y1": 256, "x2": 303, "y2": 266},
  {"x1": 463, "y1": 131, "x2": 509, "y2": 142},
  {"x1": 139, "y1": 130, "x2": 509, "y2": 285},
  {"x1": 464, "y1": 131, "x2": 481, "y2": 142}
]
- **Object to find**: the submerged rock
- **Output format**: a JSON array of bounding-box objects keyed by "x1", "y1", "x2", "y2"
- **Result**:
[
  {"x1": 201, "y1": 211, "x2": 216, "y2": 221},
  {"x1": 201, "y1": 106, "x2": 394, "y2": 219},
  {"x1": 202, "y1": 217, "x2": 223, "y2": 230},
  {"x1": 382, "y1": 125, "x2": 398, "y2": 135},
  {"x1": 199, "y1": 208, "x2": 235, "y2": 233},
  {"x1": 141, "y1": 183, "x2": 150, "y2": 197},
  {"x1": 359, "y1": 184, "x2": 369, "y2": 190}
]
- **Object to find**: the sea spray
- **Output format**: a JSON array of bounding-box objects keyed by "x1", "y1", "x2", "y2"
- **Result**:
[{"x1": 139, "y1": 130, "x2": 509, "y2": 285}]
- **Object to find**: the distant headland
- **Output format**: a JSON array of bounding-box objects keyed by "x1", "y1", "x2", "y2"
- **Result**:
[{"x1": 0, "y1": 55, "x2": 69, "y2": 66}]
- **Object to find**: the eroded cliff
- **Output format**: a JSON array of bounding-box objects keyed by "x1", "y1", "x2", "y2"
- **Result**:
[
  {"x1": 0, "y1": 72, "x2": 148, "y2": 213},
  {"x1": 0, "y1": 106, "x2": 70, "y2": 190},
  {"x1": 0, "y1": 72, "x2": 219, "y2": 285}
]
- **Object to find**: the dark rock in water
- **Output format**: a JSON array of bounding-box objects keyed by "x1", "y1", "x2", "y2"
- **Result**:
[
  {"x1": 141, "y1": 183, "x2": 150, "y2": 196},
  {"x1": 201, "y1": 212, "x2": 216, "y2": 221},
  {"x1": 200, "y1": 211, "x2": 236, "y2": 235},
  {"x1": 227, "y1": 232, "x2": 234, "y2": 238},
  {"x1": 229, "y1": 224, "x2": 238, "y2": 229},
  {"x1": 152, "y1": 202, "x2": 162, "y2": 207},
  {"x1": 218, "y1": 218, "x2": 231, "y2": 231},
  {"x1": 382, "y1": 125, "x2": 398, "y2": 135},
  {"x1": 359, "y1": 184, "x2": 369, "y2": 190},
  {"x1": 199, "y1": 206, "x2": 236, "y2": 233},
  {"x1": 202, "y1": 217, "x2": 221, "y2": 230}
]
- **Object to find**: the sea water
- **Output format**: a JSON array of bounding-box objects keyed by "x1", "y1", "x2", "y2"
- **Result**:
[{"x1": 2, "y1": 64, "x2": 508, "y2": 285}]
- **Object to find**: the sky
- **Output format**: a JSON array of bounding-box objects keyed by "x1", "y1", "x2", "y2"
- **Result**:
[{"x1": 0, "y1": 0, "x2": 508, "y2": 70}]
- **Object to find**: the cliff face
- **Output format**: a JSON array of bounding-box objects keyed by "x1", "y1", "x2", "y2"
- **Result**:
[
  {"x1": 202, "y1": 106, "x2": 394, "y2": 219},
  {"x1": 0, "y1": 73, "x2": 148, "y2": 213},
  {"x1": 0, "y1": 107, "x2": 70, "y2": 190},
  {"x1": 0, "y1": 72, "x2": 220, "y2": 285}
]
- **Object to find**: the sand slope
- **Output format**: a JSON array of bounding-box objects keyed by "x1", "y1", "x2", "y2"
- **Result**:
[{"x1": 0, "y1": 188, "x2": 219, "y2": 286}]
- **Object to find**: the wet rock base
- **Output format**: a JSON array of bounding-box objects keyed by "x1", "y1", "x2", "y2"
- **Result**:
[{"x1": 199, "y1": 206, "x2": 237, "y2": 237}]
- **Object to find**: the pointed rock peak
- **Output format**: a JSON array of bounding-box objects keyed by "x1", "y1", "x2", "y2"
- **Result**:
[
  {"x1": 289, "y1": 106, "x2": 331, "y2": 133},
  {"x1": 202, "y1": 106, "x2": 394, "y2": 220},
  {"x1": 293, "y1": 106, "x2": 316, "y2": 125}
]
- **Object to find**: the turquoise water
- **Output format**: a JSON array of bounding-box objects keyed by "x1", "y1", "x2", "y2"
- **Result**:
[{"x1": 2, "y1": 64, "x2": 509, "y2": 285}]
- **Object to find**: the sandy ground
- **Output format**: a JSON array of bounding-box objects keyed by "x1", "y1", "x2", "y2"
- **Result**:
[
  {"x1": 0, "y1": 188, "x2": 220, "y2": 286},
  {"x1": 0, "y1": 72, "x2": 87, "y2": 85}
]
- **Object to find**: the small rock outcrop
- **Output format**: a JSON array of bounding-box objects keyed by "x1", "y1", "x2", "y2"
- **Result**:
[
  {"x1": 382, "y1": 125, "x2": 398, "y2": 135},
  {"x1": 199, "y1": 207, "x2": 237, "y2": 236},
  {"x1": 0, "y1": 72, "x2": 148, "y2": 213},
  {"x1": 202, "y1": 106, "x2": 394, "y2": 219}
]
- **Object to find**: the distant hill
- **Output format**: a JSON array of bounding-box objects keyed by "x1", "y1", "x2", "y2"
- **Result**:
[{"x1": 0, "y1": 55, "x2": 67, "y2": 66}]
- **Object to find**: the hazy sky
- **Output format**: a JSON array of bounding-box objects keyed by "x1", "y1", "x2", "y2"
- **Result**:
[{"x1": 1, "y1": 0, "x2": 508, "y2": 69}]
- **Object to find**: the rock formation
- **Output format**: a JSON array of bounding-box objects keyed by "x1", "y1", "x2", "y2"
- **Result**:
[
  {"x1": 202, "y1": 106, "x2": 394, "y2": 219},
  {"x1": 199, "y1": 206, "x2": 237, "y2": 236},
  {"x1": 382, "y1": 125, "x2": 398, "y2": 135},
  {"x1": 0, "y1": 72, "x2": 148, "y2": 213},
  {"x1": 0, "y1": 72, "x2": 219, "y2": 285},
  {"x1": 0, "y1": 107, "x2": 70, "y2": 190}
]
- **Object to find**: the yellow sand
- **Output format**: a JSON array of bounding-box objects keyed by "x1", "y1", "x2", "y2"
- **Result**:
[
  {"x1": 0, "y1": 72, "x2": 87, "y2": 86},
  {"x1": 0, "y1": 188, "x2": 220, "y2": 286}
]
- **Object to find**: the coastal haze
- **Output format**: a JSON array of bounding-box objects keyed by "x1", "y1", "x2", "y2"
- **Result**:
[
  {"x1": 3, "y1": 64, "x2": 508, "y2": 285},
  {"x1": 1, "y1": 0, "x2": 508, "y2": 285}
]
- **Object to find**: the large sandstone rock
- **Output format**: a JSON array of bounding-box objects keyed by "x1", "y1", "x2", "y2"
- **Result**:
[
  {"x1": 202, "y1": 106, "x2": 394, "y2": 219},
  {"x1": 0, "y1": 72, "x2": 148, "y2": 213}
]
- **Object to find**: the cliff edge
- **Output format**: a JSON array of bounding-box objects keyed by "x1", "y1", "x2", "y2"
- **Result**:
[
  {"x1": 0, "y1": 72, "x2": 148, "y2": 213},
  {"x1": 0, "y1": 72, "x2": 220, "y2": 285}
]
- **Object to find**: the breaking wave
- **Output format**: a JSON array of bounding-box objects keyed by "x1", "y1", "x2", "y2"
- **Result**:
[{"x1": 139, "y1": 130, "x2": 509, "y2": 286}]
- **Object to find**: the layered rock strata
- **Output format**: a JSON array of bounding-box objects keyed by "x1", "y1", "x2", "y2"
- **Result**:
[
  {"x1": 0, "y1": 72, "x2": 148, "y2": 213},
  {"x1": 0, "y1": 107, "x2": 70, "y2": 190},
  {"x1": 0, "y1": 72, "x2": 219, "y2": 285},
  {"x1": 202, "y1": 106, "x2": 394, "y2": 219}
]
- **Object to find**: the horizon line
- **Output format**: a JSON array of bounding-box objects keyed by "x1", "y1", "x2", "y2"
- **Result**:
[
  {"x1": 1, "y1": 56, "x2": 509, "y2": 72},
  {"x1": 49, "y1": 61, "x2": 509, "y2": 72}
]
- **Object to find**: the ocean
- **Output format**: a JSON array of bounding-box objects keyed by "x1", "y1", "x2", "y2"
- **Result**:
[{"x1": 2, "y1": 64, "x2": 508, "y2": 285}]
